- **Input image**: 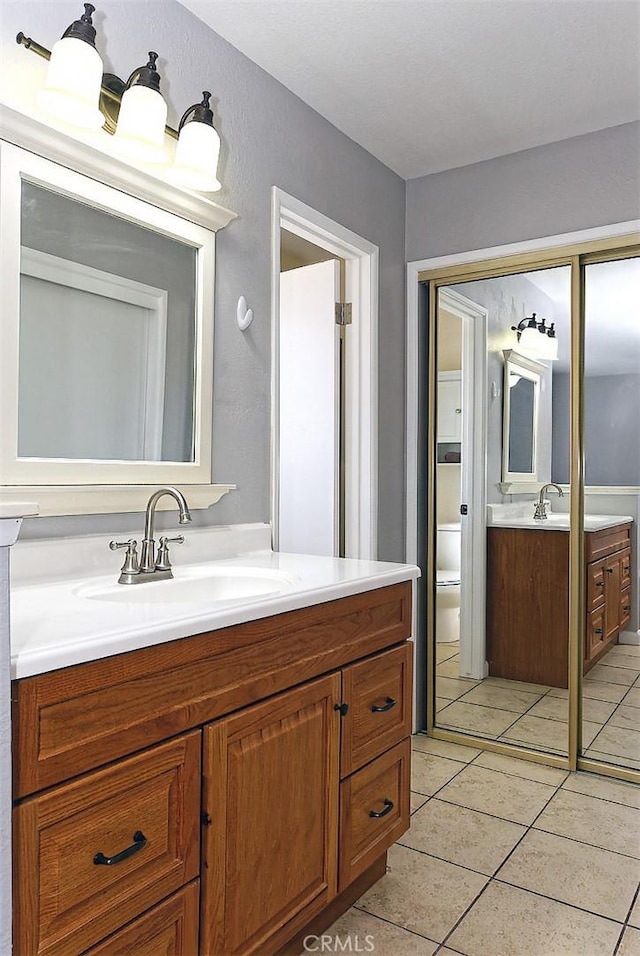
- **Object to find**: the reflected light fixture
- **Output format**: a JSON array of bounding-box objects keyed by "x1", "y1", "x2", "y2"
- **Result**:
[
  {"x1": 17, "y1": 5, "x2": 224, "y2": 192},
  {"x1": 512, "y1": 313, "x2": 559, "y2": 362}
]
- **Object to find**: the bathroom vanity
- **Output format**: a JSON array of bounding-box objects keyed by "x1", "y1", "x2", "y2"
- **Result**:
[
  {"x1": 487, "y1": 517, "x2": 633, "y2": 687},
  {"x1": 9, "y1": 529, "x2": 417, "y2": 955}
]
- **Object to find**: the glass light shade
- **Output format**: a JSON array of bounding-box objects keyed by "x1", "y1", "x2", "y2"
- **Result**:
[
  {"x1": 38, "y1": 36, "x2": 104, "y2": 130},
  {"x1": 519, "y1": 326, "x2": 558, "y2": 361},
  {"x1": 114, "y1": 84, "x2": 168, "y2": 165},
  {"x1": 169, "y1": 120, "x2": 222, "y2": 192}
]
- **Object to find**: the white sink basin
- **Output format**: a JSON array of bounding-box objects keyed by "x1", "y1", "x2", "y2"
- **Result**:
[
  {"x1": 75, "y1": 565, "x2": 297, "y2": 605},
  {"x1": 487, "y1": 511, "x2": 633, "y2": 532}
]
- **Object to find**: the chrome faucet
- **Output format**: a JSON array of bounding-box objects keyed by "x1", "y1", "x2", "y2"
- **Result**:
[
  {"x1": 110, "y1": 487, "x2": 192, "y2": 584},
  {"x1": 533, "y1": 483, "x2": 564, "y2": 520}
]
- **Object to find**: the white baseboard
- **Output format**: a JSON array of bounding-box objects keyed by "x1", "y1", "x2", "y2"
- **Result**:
[{"x1": 619, "y1": 630, "x2": 640, "y2": 646}]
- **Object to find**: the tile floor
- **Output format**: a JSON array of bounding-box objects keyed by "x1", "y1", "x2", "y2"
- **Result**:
[
  {"x1": 322, "y1": 736, "x2": 640, "y2": 956},
  {"x1": 435, "y1": 641, "x2": 640, "y2": 770}
]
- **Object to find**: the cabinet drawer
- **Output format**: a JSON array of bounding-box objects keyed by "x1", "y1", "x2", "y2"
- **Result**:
[
  {"x1": 341, "y1": 643, "x2": 413, "y2": 777},
  {"x1": 587, "y1": 559, "x2": 606, "y2": 612},
  {"x1": 85, "y1": 881, "x2": 199, "y2": 956},
  {"x1": 620, "y1": 550, "x2": 632, "y2": 591},
  {"x1": 339, "y1": 739, "x2": 410, "y2": 890},
  {"x1": 586, "y1": 524, "x2": 632, "y2": 562},
  {"x1": 13, "y1": 732, "x2": 200, "y2": 956},
  {"x1": 621, "y1": 588, "x2": 632, "y2": 629},
  {"x1": 586, "y1": 607, "x2": 606, "y2": 661}
]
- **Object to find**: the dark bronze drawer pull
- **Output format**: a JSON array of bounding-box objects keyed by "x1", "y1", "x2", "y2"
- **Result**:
[
  {"x1": 606, "y1": 567, "x2": 614, "y2": 574},
  {"x1": 623, "y1": 565, "x2": 631, "y2": 573},
  {"x1": 594, "y1": 628, "x2": 603, "y2": 635},
  {"x1": 623, "y1": 605, "x2": 631, "y2": 612},
  {"x1": 371, "y1": 696, "x2": 396, "y2": 713},
  {"x1": 94, "y1": 830, "x2": 147, "y2": 866},
  {"x1": 369, "y1": 798, "x2": 394, "y2": 818},
  {"x1": 595, "y1": 581, "x2": 604, "y2": 587}
]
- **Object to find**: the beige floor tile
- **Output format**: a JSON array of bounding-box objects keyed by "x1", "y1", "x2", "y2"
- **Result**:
[
  {"x1": 400, "y1": 798, "x2": 526, "y2": 875},
  {"x1": 436, "y1": 697, "x2": 450, "y2": 713},
  {"x1": 324, "y1": 907, "x2": 439, "y2": 955},
  {"x1": 483, "y1": 676, "x2": 551, "y2": 695},
  {"x1": 589, "y1": 724, "x2": 640, "y2": 763},
  {"x1": 608, "y1": 644, "x2": 640, "y2": 658},
  {"x1": 436, "y1": 657, "x2": 462, "y2": 679},
  {"x1": 436, "y1": 765, "x2": 556, "y2": 825},
  {"x1": 624, "y1": 687, "x2": 640, "y2": 708},
  {"x1": 562, "y1": 771, "x2": 640, "y2": 810},
  {"x1": 501, "y1": 714, "x2": 570, "y2": 752},
  {"x1": 455, "y1": 682, "x2": 542, "y2": 713},
  {"x1": 411, "y1": 736, "x2": 481, "y2": 762},
  {"x1": 437, "y1": 701, "x2": 517, "y2": 737},
  {"x1": 497, "y1": 828, "x2": 640, "y2": 921},
  {"x1": 600, "y1": 649, "x2": 640, "y2": 670},
  {"x1": 436, "y1": 643, "x2": 459, "y2": 663},
  {"x1": 502, "y1": 714, "x2": 601, "y2": 751},
  {"x1": 574, "y1": 681, "x2": 629, "y2": 703},
  {"x1": 608, "y1": 704, "x2": 640, "y2": 731},
  {"x1": 411, "y1": 751, "x2": 466, "y2": 795},
  {"x1": 410, "y1": 791, "x2": 429, "y2": 814},
  {"x1": 587, "y1": 663, "x2": 638, "y2": 686},
  {"x1": 619, "y1": 927, "x2": 640, "y2": 956},
  {"x1": 629, "y1": 893, "x2": 640, "y2": 928},
  {"x1": 584, "y1": 749, "x2": 640, "y2": 772},
  {"x1": 534, "y1": 788, "x2": 640, "y2": 858},
  {"x1": 356, "y1": 844, "x2": 487, "y2": 944},
  {"x1": 447, "y1": 880, "x2": 622, "y2": 956},
  {"x1": 530, "y1": 695, "x2": 615, "y2": 724},
  {"x1": 527, "y1": 695, "x2": 570, "y2": 722},
  {"x1": 473, "y1": 750, "x2": 568, "y2": 787},
  {"x1": 436, "y1": 676, "x2": 480, "y2": 700}
]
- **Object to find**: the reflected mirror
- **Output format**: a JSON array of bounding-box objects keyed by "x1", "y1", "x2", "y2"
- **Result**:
[{"x1": 502, "y1": 350, "x2": 544, "y2": 482}]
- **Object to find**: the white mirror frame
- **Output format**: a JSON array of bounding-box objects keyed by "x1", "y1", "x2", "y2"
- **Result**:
[
  {"x1": 0, "y1": 106, "x2": 238, "y2": 515},
  {"x1": 501, "y1": 349, "x2": 546, "y2": 485}
]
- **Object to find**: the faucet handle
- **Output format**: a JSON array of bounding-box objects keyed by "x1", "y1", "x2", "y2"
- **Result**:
[
  {"x1": 155, "y1": 535, "x2": 184, "y2": 572},
  {"x1": 109, "y1": 539, "x2": 140, "y2": 578}
]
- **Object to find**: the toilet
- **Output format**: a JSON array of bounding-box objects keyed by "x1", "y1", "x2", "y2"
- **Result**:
[{"x1": 436, "y1": 523, "x2": 461, "y2": 643}]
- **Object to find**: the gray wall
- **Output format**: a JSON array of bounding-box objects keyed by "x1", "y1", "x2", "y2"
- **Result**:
[
  {"x1": 1, "y1": 0, "x2": 407, "y2": 559},
  {"x1": 406, "y1": 122, "x2": 640, "y2": 262},
  {"x1": 553, "y1": 373, "x2": 640, "y2": 485}
]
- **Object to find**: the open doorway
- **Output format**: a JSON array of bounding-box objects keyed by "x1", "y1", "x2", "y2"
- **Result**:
[{"x1": 271, "y1": 188, "x2": 379, "y2": 560}]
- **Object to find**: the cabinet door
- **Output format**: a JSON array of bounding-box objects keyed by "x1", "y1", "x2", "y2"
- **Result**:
[
  {"x1": 604, "y1": 556, "x2": 622, "y2": 640},
  {"x1": 437, "y1": 377, "x2": 462, "y2": 442},
  {"x1": 201, "y1": 674, "x2": 341, "y2": 956}
]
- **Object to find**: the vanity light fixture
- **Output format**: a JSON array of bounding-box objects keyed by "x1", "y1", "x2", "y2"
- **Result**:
[
  {"x1": 113, "y1": 52, "x2": 168, "y2": 165},
  {"x1": 17, "y1": 5, "x2": 224, "y2": 192},
  {"x1": 512, "y1": 313, "x2": 559, "y2": 362},
  {"x1": 26, "y1": 3, "x2": 105, "y2": 131}
]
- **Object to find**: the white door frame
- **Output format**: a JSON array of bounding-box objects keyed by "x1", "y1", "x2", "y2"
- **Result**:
[
  {"x1": 439, "y1": 288, "x2": 488, "y2": 680},
  {"x1": 271, "y1": 187, "x2": 379, "y2": 559}
]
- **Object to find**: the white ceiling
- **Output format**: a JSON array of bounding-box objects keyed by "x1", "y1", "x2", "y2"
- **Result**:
[
  {"x1": 178, "y1": 0, "x2": 640, "y2": 179},
  {"x1": 527, "y1": 259, "x2": 640, "y2": 375}
]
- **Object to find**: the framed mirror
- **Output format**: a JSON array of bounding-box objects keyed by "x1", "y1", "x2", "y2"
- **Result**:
[
  {"x1": 0, "y1": 142, "x2": 217, "y2": 492},
  {"x1": 501, "y1": 350, "x2": 546, "y2": 483}
]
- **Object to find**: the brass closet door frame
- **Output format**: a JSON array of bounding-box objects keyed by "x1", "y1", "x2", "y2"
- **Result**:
[{"x1": 419, "y1": 232, "x2": 640, "y2": 784}]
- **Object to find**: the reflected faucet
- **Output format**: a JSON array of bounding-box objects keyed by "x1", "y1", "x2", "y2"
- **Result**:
[
  {"x1": 533, "y1": 483, "x2": 564, "y2": 520},
  {"x1": 110, "y1": 487, "x2": 192, "y2": 584}
]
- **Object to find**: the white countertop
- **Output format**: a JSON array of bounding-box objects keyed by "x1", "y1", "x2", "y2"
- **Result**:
[
  {"x1": 9, "y1": 524, "x2": 420, "y2": 679},
  {"x1": 486, "y1": 502, "x2": 634, "y2": 532}
]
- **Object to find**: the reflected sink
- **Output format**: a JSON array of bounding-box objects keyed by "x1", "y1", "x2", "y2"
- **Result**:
[
  {"x1": 75, "y1": 565, "x2": 297, "y2": 605},
  {"x1": 486, "y1": 509, "x2": 633, "y2": 532}
]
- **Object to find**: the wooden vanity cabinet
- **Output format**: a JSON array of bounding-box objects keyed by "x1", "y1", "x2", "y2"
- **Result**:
[
  {"x1": 12, "y1": 581, "x2": 413, "y2": 956},
  {"x1": 487, "y1": 522, "x2": 633, "y2": 687}
]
